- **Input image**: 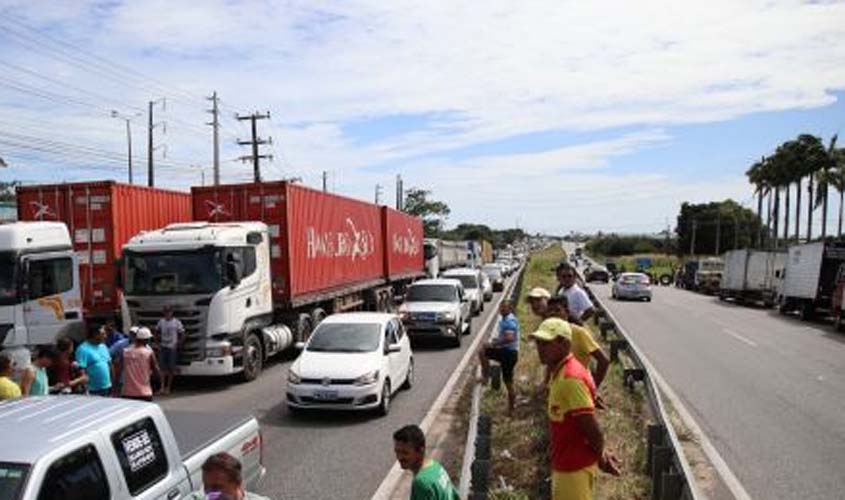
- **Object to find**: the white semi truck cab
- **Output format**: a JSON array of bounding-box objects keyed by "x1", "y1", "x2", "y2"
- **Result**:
[
  {"x1": 122, "y1": 222, "x2": 293, "y2": 381},
  {"x1": 0, "y1": 222, "x2": 84, "y2": 370}
]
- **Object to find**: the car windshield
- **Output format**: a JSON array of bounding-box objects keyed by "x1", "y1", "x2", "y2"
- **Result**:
[
  {"x1": 307, "y1": 323, "x2": 382, "y2": 353},
  {"x1": 0, "y1": 252, "x2": 18, "y2": 305},
  {"x1": 444, "y1": 274, "x2": 478, "y2": 290},
  {"x1": 124, "y1": 249, "x2": 222, "y2": 295},
  {"x1": 407, "y1": 284, "x2": 457, "y2": 302},
  {"x1": 0, "y1": 462, "x2": 29, "y2": 500}
]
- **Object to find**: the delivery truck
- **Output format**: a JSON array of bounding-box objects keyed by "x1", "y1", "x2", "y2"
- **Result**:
[
  {"x1": 121, "y1": 181, "x2": 424, "y2": 380},
  {"x1": 779, "y1": 241, "x2": 845, "y2": 320},
  {"x1": 719, "y1": 249, "x2": 786, "y2": 307},
  {"x1": 424, "y1": 238, "x2": 471, "y2": 278}
]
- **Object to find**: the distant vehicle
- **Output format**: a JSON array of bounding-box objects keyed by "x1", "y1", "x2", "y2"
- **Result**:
[
  {"x1": 780, "y1": 241, "x2": 845, "y2": 321},
  {"x1": 575, "y1": 247, "x2": 584, "y2": 258},
  {"x1": 585, "y1": 266, "x2": 610, "y2": 283},
  {"x1": 424, "y1": 239, "x2": 472, "y2": 278},
  {"x1": 479, "y1": 272, "x2": 493, "y2": 302},
  {"x1": 681, "y1": 260, "x2": 700, "y2": 289},
  {"x1": 719, "y1": 249, "x2": 786, "y2": 307},
  {"x1": 696, "y1": 258, "x2": 724, "y2": 295},
  {"x1": 605, "y1": 260, "x2": 618, "y2": 275},
  {"x1": 611, "y1": 272, "x2": 652, "y2": 301},
  {"x1": 442, "y1": 268, "x2": 485, "y2": 316},
  {"x1": 398, "y1": 279, "x2": 471, "y2": 347},
  {"x1": 481, "y1": 264, "x2": 505, "y2": 291},
  {"x1": 286, "y1": 313, "x2": 413, "y2": 416},
  {"x1": 0, "y1": 396, "x2": 264, "y2": 500}
]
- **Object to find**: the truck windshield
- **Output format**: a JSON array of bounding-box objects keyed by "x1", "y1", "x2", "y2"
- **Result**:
[
  {"x1": 423, "y1": 243, "x2": 438, "y2": 260},
  {"x1": 407, "y1": 285, "x2": 457, "y2": 302},
  {"x1": 0, "y1": 462, "x2": 29, "y2": 500},
  {"x1": 124, "y1": 249, "x2": 222, "y2": 295},
  {"x1": 0, "y1": 252, "x2": 18, "y2": 305},
  {"x1": 444, "y1": 274, "x2": 478, "y2": 290},
  {"x1": 307, "y1": 323, "x2": 381, "y2": 353}
]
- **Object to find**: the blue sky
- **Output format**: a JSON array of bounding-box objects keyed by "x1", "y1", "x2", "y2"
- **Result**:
[{"x1": 1, "y1": 0, "x2": 844, "y2": 235}]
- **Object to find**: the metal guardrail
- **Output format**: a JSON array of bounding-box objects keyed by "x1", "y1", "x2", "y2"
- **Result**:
[{"x1": 579, "y1": 259, "x2": 702, "y2": 500}]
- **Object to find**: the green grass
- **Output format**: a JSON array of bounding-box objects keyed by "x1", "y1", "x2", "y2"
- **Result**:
[
  {"x1": 599, "y1": 253, "x2": 680, "y2": 280},
  {"x1": 483, "y1": 245, "x2": 651, "y2": 499}
]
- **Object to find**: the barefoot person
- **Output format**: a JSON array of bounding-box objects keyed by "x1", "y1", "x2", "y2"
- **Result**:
[{"x1": 478, "y1": 300, "x2": 520, "y2": 413}]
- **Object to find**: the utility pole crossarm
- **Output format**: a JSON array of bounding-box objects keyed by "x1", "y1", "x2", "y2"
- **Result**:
[{"x1": 236, "y1": 111, "x2": 272, "y2": 183}]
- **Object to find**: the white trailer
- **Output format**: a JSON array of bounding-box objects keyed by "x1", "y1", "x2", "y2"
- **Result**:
[
  {"x1": 719, "y1": 249, "x2": 786, "y2": 307},
  {"x1": 779, "y1": 241, "x2": 845, "y2": 320},
  {"x1": 423, "y1": 239, "x2": 472, "y2": 277}
]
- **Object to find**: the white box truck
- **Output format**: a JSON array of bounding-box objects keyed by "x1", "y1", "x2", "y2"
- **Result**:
[
  {"x1": 779, "y1": 241, "x2": 845, "y2": 320},
  {"x1": 719, "y1": 249, "x2": 786, "y2": 307}
]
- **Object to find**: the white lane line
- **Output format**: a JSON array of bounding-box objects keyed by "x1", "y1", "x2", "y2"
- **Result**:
[{"x1": 723, "y1": 328, "x2": 758, "y2": 348}]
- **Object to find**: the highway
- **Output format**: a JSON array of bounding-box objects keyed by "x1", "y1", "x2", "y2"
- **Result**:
[
  {"x1": 589, "y1": 280, "x2": 845, "y2": 500},
  {"x1": 159, "y1": 281, "x2": 513, "y2": 500}
]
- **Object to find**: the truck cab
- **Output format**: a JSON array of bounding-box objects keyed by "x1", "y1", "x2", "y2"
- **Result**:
[
  {"x1": 122, "y1": 222, "x2": 284, "y2": 381},
  {"x1": 0, "y1": 222, "x2": 83, "y2": 370}
]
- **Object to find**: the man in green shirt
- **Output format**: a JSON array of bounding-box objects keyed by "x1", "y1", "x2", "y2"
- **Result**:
[{"x1": 393, "y1": 425, "x2": 460, "y2": 500}]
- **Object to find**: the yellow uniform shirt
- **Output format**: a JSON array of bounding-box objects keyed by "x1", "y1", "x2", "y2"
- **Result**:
[
  {"x1": 570, "y1": 324, "x2": 600, "y2": 369},
  {"x1": 0, "y1": 376, "x2": 21, "y2": 400}
]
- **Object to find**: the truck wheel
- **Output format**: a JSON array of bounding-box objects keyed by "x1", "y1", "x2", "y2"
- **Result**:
[
  {"x1": 378, "y1": 380, "x2": 391, "y2": 416},
  {"x1": 799, "y1": 301, "x2": 815, "y2": 321},
  {"x1": 296, "y1": 314, "x2": 313, "y2": 343},
  {"x1": 241, "y1": 333, "x2": 264, "y2": 382},
  {"x1": 835, "y1": 314, "x2": 844, "y2": 333}
]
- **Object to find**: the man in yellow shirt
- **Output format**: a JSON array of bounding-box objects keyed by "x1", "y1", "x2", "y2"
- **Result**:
[
  {"x1": 0, "y1": 353, "x2": 22, "y2": 400},
  {"x1": 546, "y1": 297, "x2": 610, "y2": 389}
]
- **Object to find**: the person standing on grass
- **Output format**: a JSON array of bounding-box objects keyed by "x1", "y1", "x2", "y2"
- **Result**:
[
  {"x1": 527, "y1": 287, "x2": 552, "y2": 317},
  {"x1": 75, "y1": 327, "x2": 112, "y2": 396},
  {"x1": 478, "y1": 300, "x2": 520, "y2": 414},
  {"x1": 0, "y1": 353, "x2": 21, "y2": 400},
  {"x1": 393, "y1": 424, "x2": 460, "y2": 500},
  {"x1": 19, "y1": 346, "x2": 58, "y2": 396},
  {"x1": 555, "y1": 262, "x2": 595, "y2": 324},
  {"x1": 156, "y1": 306, "x2": 184, "y2": 395},
  {"x1": 530, "y1": 318, "x2": 621, "y2": 500},
  {"x1": 545, "y1": 296, "x2": 610, "y2": 389},
  {"x1": 117, "y1": 327, "x2": 161, "y2": 402}
]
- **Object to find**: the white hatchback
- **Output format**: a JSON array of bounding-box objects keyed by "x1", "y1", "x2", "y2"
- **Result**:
[{"x1": 286, "y1": 313, "x2": 414, "y2": 415}]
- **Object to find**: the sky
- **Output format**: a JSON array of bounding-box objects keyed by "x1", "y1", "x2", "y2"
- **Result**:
[{"x1": 0, "y1": 0, "x2": 844, "y2": 235}]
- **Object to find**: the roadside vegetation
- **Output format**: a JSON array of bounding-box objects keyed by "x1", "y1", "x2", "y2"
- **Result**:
[
  {"x1": 482, "y1": 245, "x2": 650, "y2": 499},
  {"x1": 600, "y1": 254, "x2": 680, "y2": 281}
]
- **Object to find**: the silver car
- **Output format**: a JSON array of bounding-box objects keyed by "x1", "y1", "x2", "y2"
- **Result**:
[{"x1": 612, "y1": 272, "x2": 652, "y2": 301}]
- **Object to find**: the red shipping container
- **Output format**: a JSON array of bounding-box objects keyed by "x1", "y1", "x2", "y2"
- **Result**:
[
  {"x1": 382, "y1": 206, "x2": 424, "y2": 280},
  {"x1": 16, "y1": 181, "x2": 192, "y2": 319},
  {"x1": 192, "y1": 182, "x2": 385, "y2": 305}
]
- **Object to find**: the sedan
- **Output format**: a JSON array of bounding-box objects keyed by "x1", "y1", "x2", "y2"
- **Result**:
[
  {"x1": 612, "y1": 272, "x2": 652, "y2": 301},
  {"x1": 286, "y1": 313, "x2": 414, "y2": 416}
]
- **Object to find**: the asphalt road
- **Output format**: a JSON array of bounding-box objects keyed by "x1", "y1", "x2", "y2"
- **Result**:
[
  {"x1": 159, "y1": 281, "x2": 512, "y2": 500},
  {"x1": 589, "y1": 280, "x2": 845, "y2": 500}
]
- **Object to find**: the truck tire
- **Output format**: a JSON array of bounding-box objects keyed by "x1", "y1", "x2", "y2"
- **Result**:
[
  {"x1": 296, "y1": 314, "x2": 313, "y2": 343},
  {"x1": 241, "y1": 333, "x2": 264, "y2": 382},
  {"x1": 378, "y1": 380, "x2": 391, "y2": 416},
  {"x1": 835, "y1": 313, "x2": 844, "y2": 333},
  {"x1": 799, "y1": 301, "x2": 815, "y2": 321}
]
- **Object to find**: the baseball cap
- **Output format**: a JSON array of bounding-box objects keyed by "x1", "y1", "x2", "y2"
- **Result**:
[
  {"x1": 529, "y1": 318, "x2": 572, "y2": 342},
  {"x1": 527, "y1": 287, "x2": 551, "y2": 299},
  {"x1": 135, "y1": 327, "x2": 153, "y2": 340}
]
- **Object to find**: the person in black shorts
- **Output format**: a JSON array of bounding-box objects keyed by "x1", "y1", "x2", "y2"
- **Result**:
[{"x1": 479, "y1": 300, "x2": 520, "y2": 414}]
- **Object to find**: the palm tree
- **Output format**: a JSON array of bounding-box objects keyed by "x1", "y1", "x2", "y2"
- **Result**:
[
  {"x1": 815, "y1": 135, "x2": 839, "y2": 239},
  {"x1": 746, "y1": 157, "x2": 770, "y2": 248},
  {"x1": 820, "y1": 146, "x2": 845, "y2": 237}
]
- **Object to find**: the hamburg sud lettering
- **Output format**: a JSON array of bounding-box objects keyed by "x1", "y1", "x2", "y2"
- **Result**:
[
  {"x1": 392, "y1": 228, "x2": 419, "y2": 256},
  {"x1": 306, "y1": 218, "x2": 375, "y2": 261}
]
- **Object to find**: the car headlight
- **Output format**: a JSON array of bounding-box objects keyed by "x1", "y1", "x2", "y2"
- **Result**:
[
  {"x1": 440, "y1": 312, "x2": 456, "y2": 322},
  {"x1": 288, "y1": 370, "x2": 302, "y2": 385},
  {"x1": 205, "y1": 345, "x2": 232, "y2": 358},
  {"x1": 354, "y1": 370, "x2": 379, "y2": 386}
]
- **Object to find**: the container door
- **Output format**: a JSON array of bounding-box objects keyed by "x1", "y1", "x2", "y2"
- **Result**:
[{"x1": 21, "y1": 251, "x2": 82, "y2": 345}]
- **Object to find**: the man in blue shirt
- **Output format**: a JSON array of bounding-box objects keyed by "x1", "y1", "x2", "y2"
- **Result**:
[
  {"x1": 76, "y1": 327, "x2": 112, "y2": 396},
  {"x1": 478, "y1": 300, "x2": 520, "y2": 414}
]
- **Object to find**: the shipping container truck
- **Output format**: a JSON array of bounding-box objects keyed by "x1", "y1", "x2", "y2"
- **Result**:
[
  {"x1": 424, "y1": 238, "x2": 471, "y2": 278},
  {"x1": 480, "y1": 240, "x2": 494, "y2": 264},
  {"x1": 719, "y1": 249, "x2": 786, "y2": 307},
  {"x1": 779, "y1": 241, "x2": 845, "y2": 320},
  {"x1": 15, "y1": 181, "x2": 192, "y2": 329},
  {"x1": 121, "y1": 181, "x2": 424, "y2": 380}
]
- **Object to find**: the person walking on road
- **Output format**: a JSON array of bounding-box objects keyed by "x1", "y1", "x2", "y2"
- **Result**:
[
  {"x1": 50, "y1": 337, "x2": 86, "y2": 394},
  {"x1": 393, "y1": 424, "x2": 460, "y2": 500},
  {"x1": 555, "y1": 262, "x2": 595, "y2": 324},
  {"x1": 103, "y1": 321, "x2": 127, "y2": 348},
  {"x1": 0, "y1": 353, "x2": 21, "y2": 400},
  {"x1": 75, "y1": 327, "x2": 112, "y2": 396},
  {"x1": 530, "y1": 318, "x2": 620, "y2": 500},
  {"x1": 186, "y1": 452, "x2": 270, "y2": 500},
  {"x1": 19, "y1": 346, "x2": 58, "y2": 396},
  {"x1": 156, "y1": 306, "x2": 184, "y2": 395},
  {"x1": 117, "y1": 327, "x2": 161, "y2": 402},
  {"x1": 478, "y1": 300, "x2": 520, "y2": 414},
  {"x1": 527, "y1": 287, "x2": 552, "y2": 317},
  {"x1": 546, "y1": 297, "x2": 610, "y2": 389}
]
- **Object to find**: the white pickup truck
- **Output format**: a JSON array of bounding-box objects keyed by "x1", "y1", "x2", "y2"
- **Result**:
[{"x1": 0, "y1": 396, "x2": 264, "y2": 500}]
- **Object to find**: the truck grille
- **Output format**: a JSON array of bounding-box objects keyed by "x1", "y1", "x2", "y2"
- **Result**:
[{"x1": 130, "y1": 299, "x2": 211, "y2": 365}]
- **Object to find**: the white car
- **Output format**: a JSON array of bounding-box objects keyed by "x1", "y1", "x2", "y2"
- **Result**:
[
  {"x1": 480, "y1": 272, "x2": 493, "y2": 301},
  {"x1": 286, "y1": 313, "x2": 413, "y2": 416},
  {"x1": 442, "y1": 268, "x2": 485, "y2": 315}
]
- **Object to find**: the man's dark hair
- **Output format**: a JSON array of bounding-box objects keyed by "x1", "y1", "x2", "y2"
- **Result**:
[
  {"x1": 555, "y1": 261, "x2": 575, "y2": 274},
  {"x1": 547, "y1": 296, "x2": 568, "y2": 310},
  {"x1": 0, "y1": 353, "x2": 12, "y2": 373},
  {"x1": 393, "y1": 424, "x2": 426, "y2": 451},
  {"x1": 36, "y1": 345, "x2": 58, "y2": 361},
  {"x1": 87, "y1": 327, "x2": 101, "y2": 339},
  {"x1": 57, "y1": 337, "x2": 74, "y2": 353},
  {"x1": 202, "y1": 452, "x2": 242, "y2": 485}
]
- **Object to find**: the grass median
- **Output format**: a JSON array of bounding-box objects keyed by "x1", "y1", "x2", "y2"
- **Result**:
[{"x1": 482, "y1": 245, "x2": 651, "y2": 499}]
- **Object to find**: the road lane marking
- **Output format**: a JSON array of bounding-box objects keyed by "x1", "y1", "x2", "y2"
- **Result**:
[{"x1": 723, "y1": 328, "x2": 758, "y2": 347}]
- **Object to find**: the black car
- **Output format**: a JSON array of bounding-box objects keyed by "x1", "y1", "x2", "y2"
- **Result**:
[{"x1": 586, "y1": 267, "x2": 610, "y2": 283}]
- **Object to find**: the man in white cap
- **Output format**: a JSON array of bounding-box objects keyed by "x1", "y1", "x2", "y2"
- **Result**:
[
  {"x1": 527, "y1": 287, "x2": 552, "y2": 317},
  {"x1": 117, "y1": 327, "x2": 161, "y2": 402}
]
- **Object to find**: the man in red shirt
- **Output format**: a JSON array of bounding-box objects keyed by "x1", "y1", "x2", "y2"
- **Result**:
[{"x1": 530, "y1": 318, "x2": 620, "y2": 499}]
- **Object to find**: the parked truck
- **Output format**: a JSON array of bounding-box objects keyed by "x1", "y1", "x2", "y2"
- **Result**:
[
  {"x1": 719, "y1": 249, "x2": 786, "y2": 307},
  {"x1": 121, "y1": 181, "x2": 424, "y2": 380},
  {"x1": 0, "y1": 396, "x2": 264, "y2": 500},
  {"x1": 424, "y1": 239, "x2": 470, "y2": 278},
  {"x1": 779, "y1": 241, "x2": 845, "y2": 320}
]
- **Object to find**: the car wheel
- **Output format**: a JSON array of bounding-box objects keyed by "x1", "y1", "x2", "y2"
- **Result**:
[
  {"x1": 464, "y1": 319, "x2": 472, "y2": 336},
  {"x1": 240, "y1": 333, "x2": 264, "y2": 382},
  {"x1": 452, "y1": 327, "x2": 462, "y2": 347},
  {"x1": 402, "y1": 358, "x2": 414, "y2": 390},
  {"x1": 645, "y1": 297, "x2": 652, "y2": 302},
  {"x1": 378, "y1": 380, "x2": 391, "y2": 416}
]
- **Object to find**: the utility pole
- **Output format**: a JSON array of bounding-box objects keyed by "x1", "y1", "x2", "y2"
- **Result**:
[
  {"x1": 322, "y1": 171, "x2": 328, "y2": 192},
  {"x1": 715, "y1": 211, "x2": 722, "y2": 255},
  {"x1": 395, "y1": 174, "x2": 403, "y2": 210},
  {"x1": 690, "y1": 220, "x2": 697, "y2": 256},
  {"x1": 375, "y1": 183, "x2": 383, "y2": 204},
  {"x1": 111, "y1": 110, "x2": 140, "y2": 184},
  {"x1": 147, "y1": 98, "x2": 166, "y2": 187},
  {"x1": 206, "y1": 91, "x2": 221, "y2": 185},
  {"x1": 237, "y1": 111, "x2": 272, "y2": 183}
]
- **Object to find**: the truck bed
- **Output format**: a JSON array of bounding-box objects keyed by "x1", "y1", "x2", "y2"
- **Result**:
[{"x1": 164, "y1": 409, "x2": 254, "y2": 461}]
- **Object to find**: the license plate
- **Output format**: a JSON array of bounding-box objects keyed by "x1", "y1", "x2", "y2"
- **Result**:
[{"x1": 313, "y1": 390, "x2": 339, "y2": 401}]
